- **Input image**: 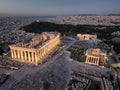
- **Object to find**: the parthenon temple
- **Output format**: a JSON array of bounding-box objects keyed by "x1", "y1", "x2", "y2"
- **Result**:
[
  {"x1": 9, "y1": 32, "x2": 60, "y2": 65},
  {"x1": 77, "y1": 34, "x2": 97, "y2": 40},
  {"x1": 85, "y1": 48, "x2": 108, "y2": 66}
]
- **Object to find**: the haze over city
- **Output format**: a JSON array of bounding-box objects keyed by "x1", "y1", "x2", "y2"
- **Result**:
[{"x1": 0, "y1": 0, "x2": 120, "y2": 16}]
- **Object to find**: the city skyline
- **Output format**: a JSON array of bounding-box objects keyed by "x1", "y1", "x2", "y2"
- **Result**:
[{"x1": 0, "y1": 0, "x2": 120, "y2": 16}]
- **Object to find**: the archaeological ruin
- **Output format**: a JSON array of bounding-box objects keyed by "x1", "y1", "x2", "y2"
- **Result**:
[
  {"x1": 9, "y1": 32, "x2": 60, "y2": 65},
  {"x1": 85, "y1": 48, "x2": 108, "y2": 66},
  {"x1": 77, "y1": 34, "x2": 97, "y2": 40}
]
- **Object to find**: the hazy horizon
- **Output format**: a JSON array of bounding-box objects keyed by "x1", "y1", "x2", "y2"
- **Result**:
[{"x1": 0, "y1": 0, "x2": 120, "y2": 16}]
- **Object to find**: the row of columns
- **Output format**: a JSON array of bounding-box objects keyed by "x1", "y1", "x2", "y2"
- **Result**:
[
  {"x1": 78, "y1": 35, "x2": 97, "y2": 40},
  {"x1": 85, "y1": 56, "x2": 99, "y2": 65},
  {"x1": 9, "y1": 34, "x2": 60, "y2": 65},
  {"x1": 10, "y1": 49, "x2": 37, "y2": 63},
  {"x1": 37, "y1": 34, "x2": 60, "y2": 61}
]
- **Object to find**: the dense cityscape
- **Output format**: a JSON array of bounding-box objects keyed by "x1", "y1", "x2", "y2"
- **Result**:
[{"x1": 47, "y1": 16, "x2": 120, "y2": 26}]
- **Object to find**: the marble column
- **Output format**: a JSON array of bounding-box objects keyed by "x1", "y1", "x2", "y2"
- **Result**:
[
  {"x1": 39, "y1": 50, "x2": 42, "y2": 59},
  {"x1": 95, "y1": 59, "x2": 97, "y2": 64},
  {"x1": 14, "y1": 50, "x2": 17, "y2": 58},
  {"x1": 17, "y1": 50, "x2": 20, "y2": 59},
  {"x1": 43, "y1": 48, "x2": 45, "y2": 57},
  {"x1": 39, "y1": 51, "x2": 41, "y2": 59},
  {"x1": 36, "y1": 51, "x2": 38, "y2": 60},
  {"x1": 12, "y1": 50, "x2": 15, "y2": 58},
  {"x1": 38, "y1": 50, "x2": 40, "y2": 60},
  {"x1": 32, "y1": 52, "x2": 35, "y2": 62},
  {"x1": 24, "y1": 51, "x2": 27, "y2": 60},
  {"x1": 44, "y1": 47, "x2": 47, "y2": 56},
  {"x1": 96, "y1": 59, "x2": 98, "y2": 65},
  {"x1": 21, "y1": 51, "x2": 23, "y2": 60},
  {"x1": 88, "y1": 56, "x2": 90, "y2": 63},
  {"x1": 96, "y1": 58, "x2": 99, "y2": 65},
  {"x1": 28, "y1": 52, "x2": 31, "y2": 61},
  {"x1": 40, "y1": 49, "x2": 42, "y2": 59},
  {"x1": 11, "y1": 49, "x2": 14, "y2": 58},
  {"x1": 42, "y1": 48, "x2": 44, "y2": 57}
]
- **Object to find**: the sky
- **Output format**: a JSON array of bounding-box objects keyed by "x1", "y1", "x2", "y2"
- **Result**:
[{"x1": 0, "y1": 0, "x2": 120, "y2": 16}]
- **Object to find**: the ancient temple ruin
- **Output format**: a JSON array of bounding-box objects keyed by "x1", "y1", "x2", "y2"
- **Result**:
[
  {"x1": 9, "y1": 32, "x2": 60, "y2": 65},
  {"x1": 85, "y1": 48, "x2": 108, "y2": 66},
  {"x1": 77, "y1": 34, "x2": 97, "y2": 40}
]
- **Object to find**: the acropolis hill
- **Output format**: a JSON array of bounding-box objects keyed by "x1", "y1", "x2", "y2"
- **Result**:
[
  {"x1": 0, "y1": 20, "x2": 120, "y2": 90},
  {"x1": 9, "y1": 32, "x2": 60, "y2": 65}
]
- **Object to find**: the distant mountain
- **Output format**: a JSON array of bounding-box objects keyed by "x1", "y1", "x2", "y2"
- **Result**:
[
  {"x1": 77, "y1": 14, "x2": 98, "y2": 16},
  {"x1": 76, "y1": 14, "x2": 120, "y2": 16},
  {"x1": 107, "y1": 14, "x2": 120, "y2": 16}
]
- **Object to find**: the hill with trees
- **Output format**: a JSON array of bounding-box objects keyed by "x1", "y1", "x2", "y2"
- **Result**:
[{"x1": 21, "y1": 21, "x2": 120, "y2": 54}]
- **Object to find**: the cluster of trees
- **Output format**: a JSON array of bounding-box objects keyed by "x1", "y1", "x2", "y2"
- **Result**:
[
  {"x1": 67, "y1": 46, "x2": 85, "y2": 62},
  {"x1": 111, "y1": 42, "x2": 120, "y2": 54},
  {"x1": 21, "y1": 21, "x2": 120, "y2": 54}
]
